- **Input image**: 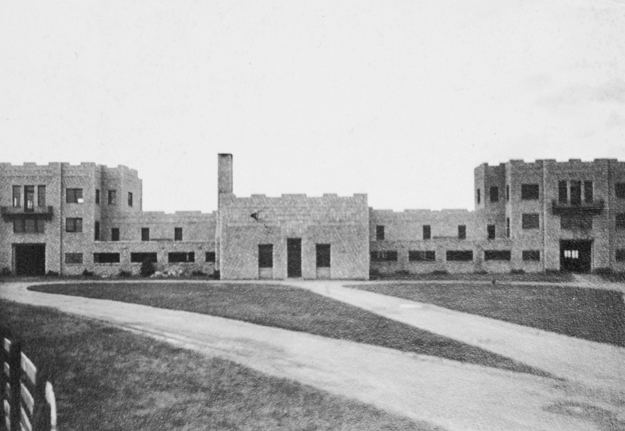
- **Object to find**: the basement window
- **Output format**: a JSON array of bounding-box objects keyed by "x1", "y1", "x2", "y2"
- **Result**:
[
  {"x1": 446, "y1": 250, "x2": 473, "y2": 262},
  {"x1": 522, "y1": 250, "x2": 540, "y2": 261},
  {"x1": 65, "y1": 253, "x2": 83, "y2": 264},
  {"x1": 168, "y1": 252, "x2": 195, "y2": 263},
  {"x1": 370, "y1": 251, "x2": 398, "y2": 262},
  {"x1": 205, "y1": 252, "x2": 216, "y2": 263},
  {"x1": 484, "y1": 250, "x2": 511, "y2": 261},
  {"x1": 94, "y1": 253, "x2": 120, "y2": 264},
  {"x1": 131, "y1": 253, "x2": 157, "y2": 263},
  {"x1": 408, "y1": 251, "x2": 435, "y2": 262}
]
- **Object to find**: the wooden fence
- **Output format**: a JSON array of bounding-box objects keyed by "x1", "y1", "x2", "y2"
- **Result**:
[{"x1": 0, "y1": 329, "x2": 57, "y2": 431}]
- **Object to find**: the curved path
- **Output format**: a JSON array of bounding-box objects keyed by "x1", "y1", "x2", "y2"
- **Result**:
[{"x1": 1, "y1": 281, "x2": 623, "y2": 431}]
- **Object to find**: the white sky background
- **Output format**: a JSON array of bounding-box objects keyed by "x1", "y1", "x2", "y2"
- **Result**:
[{"x1": 1, "y1": 0, "x2": 624, "y2": 213}]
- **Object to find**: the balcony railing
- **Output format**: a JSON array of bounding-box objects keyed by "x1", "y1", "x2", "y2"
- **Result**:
[
  {"x1": 551, "y1": 199, "x2": 604, "y2": 215},
  {"x1": 1, "y1": 206, "x2": 54, "y2": 220}
]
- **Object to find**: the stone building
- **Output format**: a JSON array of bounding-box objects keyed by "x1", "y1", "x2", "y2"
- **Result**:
[{"x1": 1, "y1": 155, "x2": 624, "y2": 278}]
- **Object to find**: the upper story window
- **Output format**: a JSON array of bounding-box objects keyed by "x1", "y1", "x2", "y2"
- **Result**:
[
  {"x1": 12, "y1": 186, "x2": 20, "y2": 207},
  {"x1": 24, "y1": 186, "x2": 34, "y2": 210},
  {"x1": 616, "y1": 183, "x2": 625, "y2": 199},
  {"x1": 66, "y1": 218, "x2": 83, "y2": 233},
  {"x1": 521, "y1": 184, "x2": 539, "y2": 200},
  {"x1": 476, "y1": 188, "x2": 481, "y2": 204},
  {"x1": 506, "y1": 185, "x2": 510, "y2": 201},
  {"x1": 376, "y1": 225, "x2": 385, "y2": 241},
  {"x1": 616, "y1": 213, "x2": 625, "y2": 230},
  {"x1": 490, "y1": 187, "x2": 499, "y2": 203},
  {"x1": 423, "y1": 225, "x2": 431, "y2": 240},
  {"x1": 95, "y1": 221, "x2": 100, "y2": 241},
  {"x1": 141, "y1": 228, "x2": 150, "y2": 241},
  {"x1": 37, "y1": 186, "x2": 46, "y2": 207},
  {"x1": 584, "y1": 181, "x2": 593, "y2": 203},
  {"x1": 108, "y1": 190, "x2": 117, "y2": 205},
  {"x1": 506, "y1": 218, "x2": 510, "y2": 238},
  {"x1": 14, "y1": 219, "x2": 45, "y2": 234},
  {"x1": 458, "y1": 225, "x2": 466, "y2": 240},
  {"x1": 95, "y1": 189, "x2": 100, "y2": 205},
  {"x1": 174, "y1": 227, "x2": 183, "y2": 241},
  {"x1": 128, "y1": 192, "x2": 133, "y2": 207},
  {"x1": 111, "y1": 228, "x2": 120, "y2": 241},
  {"x1": 522, "y1": 213, "x2": 539, "y2": 229},
  {"x1": 66, "y1": 188, "x2": 83, "y2": 204},
  {"x1": 487, "y1": 224, "x2": 495, "y2": 239},
  {"x1": 558, "y1": 181, "x2": 568, "y2": 203}
]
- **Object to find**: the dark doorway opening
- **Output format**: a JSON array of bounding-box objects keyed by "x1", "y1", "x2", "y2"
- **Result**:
[
  {"x1": 14, "y1": 244, "x2": 46, "y2": 276},
  {"x1": 560, "y1": 240, "x2": 592, "y2": 273},
  {"x1": 287, "y1": 238, "x2": 302, "y2": 278}
]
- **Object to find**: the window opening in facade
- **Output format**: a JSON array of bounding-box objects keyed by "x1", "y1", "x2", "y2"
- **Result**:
[
  {"x1": 111, "y1": 228, "x2": 120, "y2": 241},
  {"x1": 65, "y1": 253, "x2": 83, "y2": 264},
  {"x1": 477, "y1": 188, "x2": 481, "y2": 204},
  {"x1": 258, "y1": 245, "x2": 273, "y2": 268},
  {"x1": 506, "y1": 185, "x2": 510, "y2": 201},
  {"x1": 316, "y1": 244, "x2": 331, "y2": 268},
  {"x1": 94, "y1": 221, "x2": 100, "y2": 241},
  {"x1": 584, "y1": 181, "x2": 593, "y2": 203},
  {"x1": 616, "y1": 183, "x2": 625, "y2": 199},
  {"x1": 128, "y1": 192, "x2": 133, "y2": 207},
  {"x1": 12, "y1": 185, "x2": 20, "y2": 207},
  {"x1": 484, "y1": 250, "x2": 511, "y2": 261},
  {"x1": 458, "y1": 225, "x2": 466, "y2": 240},
  {"x1": 522, "y1": 213, "x2": 539, "y2": 229},
  {"x1": 423, "y1": 225, "x2": 431, "y2": 240},
  {"x1": 616, "y1": 213, "x2": 625, "y2": 230},
  {"x1": 175, "y1": 227, "x2": 183, "y2": 241},
  {"x1": 141, "y1": 228, "x2": 150, "y2": 241},
  {"x1": 370, "y1": 251, "x2": 398, "y2": 262},
  {"x1": 570, "y1": 181, "x2": 581, "y2": 205},
  {"x1": 522, "y1": 250, "x2": 540, "y2": 261},
  {"x1": 506, "y1": 217, "x2": 510, "y2": 238},
  {"x1": 37, "y1": 185, "x2": 46, "y2": 207},
  {"x1": 168, "y1": 252, "x2": 195, "y2": 263},
  {"x1": 446, "y1": 250, "x2": 473, "y2": 261},
  {"x1": 490, "y1": 187, "x2": 499, "y2": 202},
  {"x1": 205, "y1": 252, "x2": 216, "y2": 263},
  {"x1": 131, "y1": 253, "x2": 157, "y2": 263},
  {"x1": 616, "y1": 249, "x2": 625, "y2": 262},
  {"x1": 561, "y1": 214, "x2": 592, "y2": 231},
  {"x1": 95, "y1": 189, "x2": 100, "y2": 204},
  {"x1": 24, "y1": 186, "x2": 34, "y2": 211},
  {"x1": 521, "y1": 184, "x2": 539, "y2": 200},
  {"x1": 94, "y1": 253, "x2": 120, "y2": 264},
  {"x1": 108, "y1": 190, "x2": 117, "y2": 205},
  {"x1": 66, "y1": 218, "x2": 83, "y2": 233},
  {"x1": 376, "y1": 225, "x2": 385, "y2": 241},
  {"x1": 487, "y1": 224, "x2": 495, "y2": 239},
  {"x1": 14, "y1": 219, "x2": 45, "y2": 233},
  {"x1": 66, "y1": 188, "x2": 83, "y2": 204},
  {"x1": 409, "y1": 251, "x2": 435, "y2": 261},
  {"x1": 559, "y1": 181, "x2": 568, "y2": 203}
]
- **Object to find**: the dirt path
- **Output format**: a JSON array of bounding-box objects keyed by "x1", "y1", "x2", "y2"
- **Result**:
[
  {"x1": 291, "y1": 281, "x2": 625, "y2": 395},
  {"x1": 1, "y1": 281, "x2": 623, "y2": 431}
]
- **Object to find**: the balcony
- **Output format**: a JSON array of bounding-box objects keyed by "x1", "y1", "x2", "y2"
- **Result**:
[
  {"x1": 551, "y1": 200, "x2": 604, "y2": 216},
  {"x1": 1, "y1": 206, "x2": 54, "y2": 220}
]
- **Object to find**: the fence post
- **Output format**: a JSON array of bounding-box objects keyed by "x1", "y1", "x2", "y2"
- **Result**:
[
  {"x1": 7, "y1": 339, "x2": 21, "y2": 431},
  {"x1": 0, "y1": 326, "x2": 6, "y2": 430},
  {"x1": 33, "y1": 364, "x2": 53, "y2": 431}
]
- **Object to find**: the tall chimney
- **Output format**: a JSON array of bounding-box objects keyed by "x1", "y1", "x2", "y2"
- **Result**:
[{"x1": 218, "y1": 153, "x2": 233, "y2": 195}]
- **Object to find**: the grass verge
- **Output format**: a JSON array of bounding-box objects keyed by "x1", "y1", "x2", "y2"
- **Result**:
[
  {"x1": 29, "y1": 283, "x2": 546, "y2": 376},
  {"x1": 349, "y1": 283, "x2": 625, "y2": 346},
  {"x1": 369, "y1": 271, "x2": 574, "y2": 283},
  {"x1": 0, "y1": 299, "x2": 439, "y2": 431}
]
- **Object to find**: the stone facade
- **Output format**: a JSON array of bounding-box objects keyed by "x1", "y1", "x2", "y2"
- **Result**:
[{"x1": 1, "y1": 156, "x2": 624, "y2": 278}]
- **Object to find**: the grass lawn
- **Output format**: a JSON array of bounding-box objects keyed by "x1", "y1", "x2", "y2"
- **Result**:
[
  {"x1": 0, "y1": 299, "x2": 440, "y2": 431},
  {"x1": 369, "y1": 271, "x2": 574, "y2": 283},
  {"x1": 349, "y1": 283, "x2": 625, "y2": 347},
  {"x1": 29, "y1": 282, "x2": 546, "y2": 376}
]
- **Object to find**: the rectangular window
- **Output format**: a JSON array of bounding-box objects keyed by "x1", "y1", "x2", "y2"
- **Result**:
[
  {"x1": 376, "y1": 225, "x2": 385, "y2": 241},
  {"x1": 506, "y1": 185, "x2": 510, "y2": 201},
  {"x1": 484, "y1": 250, "x2": 511, "y2": 261},
  {"x1": 522, "y1": 250, "x2": 541, "y2": 261},
  {"x1": 65, "y1": 253, "x2": 83, "y2": 264},
  {"x1": 205, "y1": 252, "x2": 216, "y2": 263},
  {"x1": 66, "y1": 188, "x2": 83, "y2": 203},
  {"x1": 24, "y1": 186, "x2": 34, "y2": 210},
  {"x1": 94, "y1": 221, "x2": 100, "y2": 241},
  {"x1": 108, "y1": 190, "x2": 117, "y2": 205},
  {"x1": 558, "y1": 181, "x2": 568, "y2": 203},
  {"x1": 446, "y1": 250, "x2": 473, "y2": 261},
  {"x1": 616, "y1": 213, "x2": 625, "y2": 230},
  {"x1": 477, "y1": 188, "x2": 481, "y2": 204},
  {"x1": 423, "y1": 225, "x2": 431, "y2": 240},
  {"x1": 616, "y1": 249, "x2": 625, "y2": 262},
  {"x1": 408, "y1": 251, "x2": 436, "y2": 262},
  {"x1": 111, "y1": 228, "x2": 120, "y2": 241},
  {"x1": 174, "y1": 227, "x2": 183, "y2": 241},
  {"x1": 584, "y1": 181, "x2": 593, "y2": 203},
  {"x1": 94, "y1": 253, "x2": 120, "y2": 264},
  {"x1": 490, "y1": 186, "x2": 499, "y2": 202},
  {"x1": 141, "y1": 228, "x2": 150, "y2": 241},
  {"x1": 12, "y1": 185, "x2": 20, "y2": 207},
  {"x1": 258, "y1": 244, "x2": 273, "y2": 268},
  {"x1": 168, "y1": 252, "x2": 195, "y2": 263},
  {"x1": 506, "y1": 217, "x2": 510, "y2": 238},
  {"x1": 458, "y1": 225, "x2": 466, "y2": 240},
  {"x1": 561, "y1": 214, "x2": 592, "y2": 230},
  {"x1": 570, "y1": 181, "x2": 581, "y2": 205},
  {"x1": 130, "y1": 253, "x2": 157, "y2": 263},
  {"x1": 95, "y1": 189, "x2": 100, "y2": 204},
  {"x1": 616, "y1": 183, "x2": 625, "y2": 199},
  {"x1": 521, "y1": 184, "x2": 539, "y2": 200},
  {"x1": 37, "y1": 185, "x2": 46, "y2": 207},
  {"x1": 522, "y1": 213, "x2": 539, "y2": 229},
  {"x1": 370, "y1": 251, "x2": 398, "y2": 262},
  {"x1": 128, "y1": 192, "x2": 133, "y2": 207},
  {"x1": 13, "y1": 219, "x2": 45, "y2": 233},
  {"x1": 66, "y1": 218, "x2": 83, "y2": 233},
  {"x1": 316, "y1": 244, "x2": 331, "y2": 268},
  {"x1": 487, "y1": 224, "x2": 495, "y2": 240}
]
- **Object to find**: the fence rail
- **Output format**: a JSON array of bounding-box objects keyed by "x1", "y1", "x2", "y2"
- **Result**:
[{"x1": 0, "y1": 329, "x2": 57, "y2": 431}]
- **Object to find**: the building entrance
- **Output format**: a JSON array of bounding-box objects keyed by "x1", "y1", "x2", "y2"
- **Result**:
[
  {"x1": 13, "y1": 244, "x2": 46, "y2": 276},
  {"x1": 287, "y1": 238, "x2": 302, "y2": 278},
  {"x1": 560, "y1": 240, "x2": 592, "y2": 273}
]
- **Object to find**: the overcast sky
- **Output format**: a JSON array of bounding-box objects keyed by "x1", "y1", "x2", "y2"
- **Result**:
[{"x1": 1, "y1": 0, "x2": 624, "y2": 213}]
